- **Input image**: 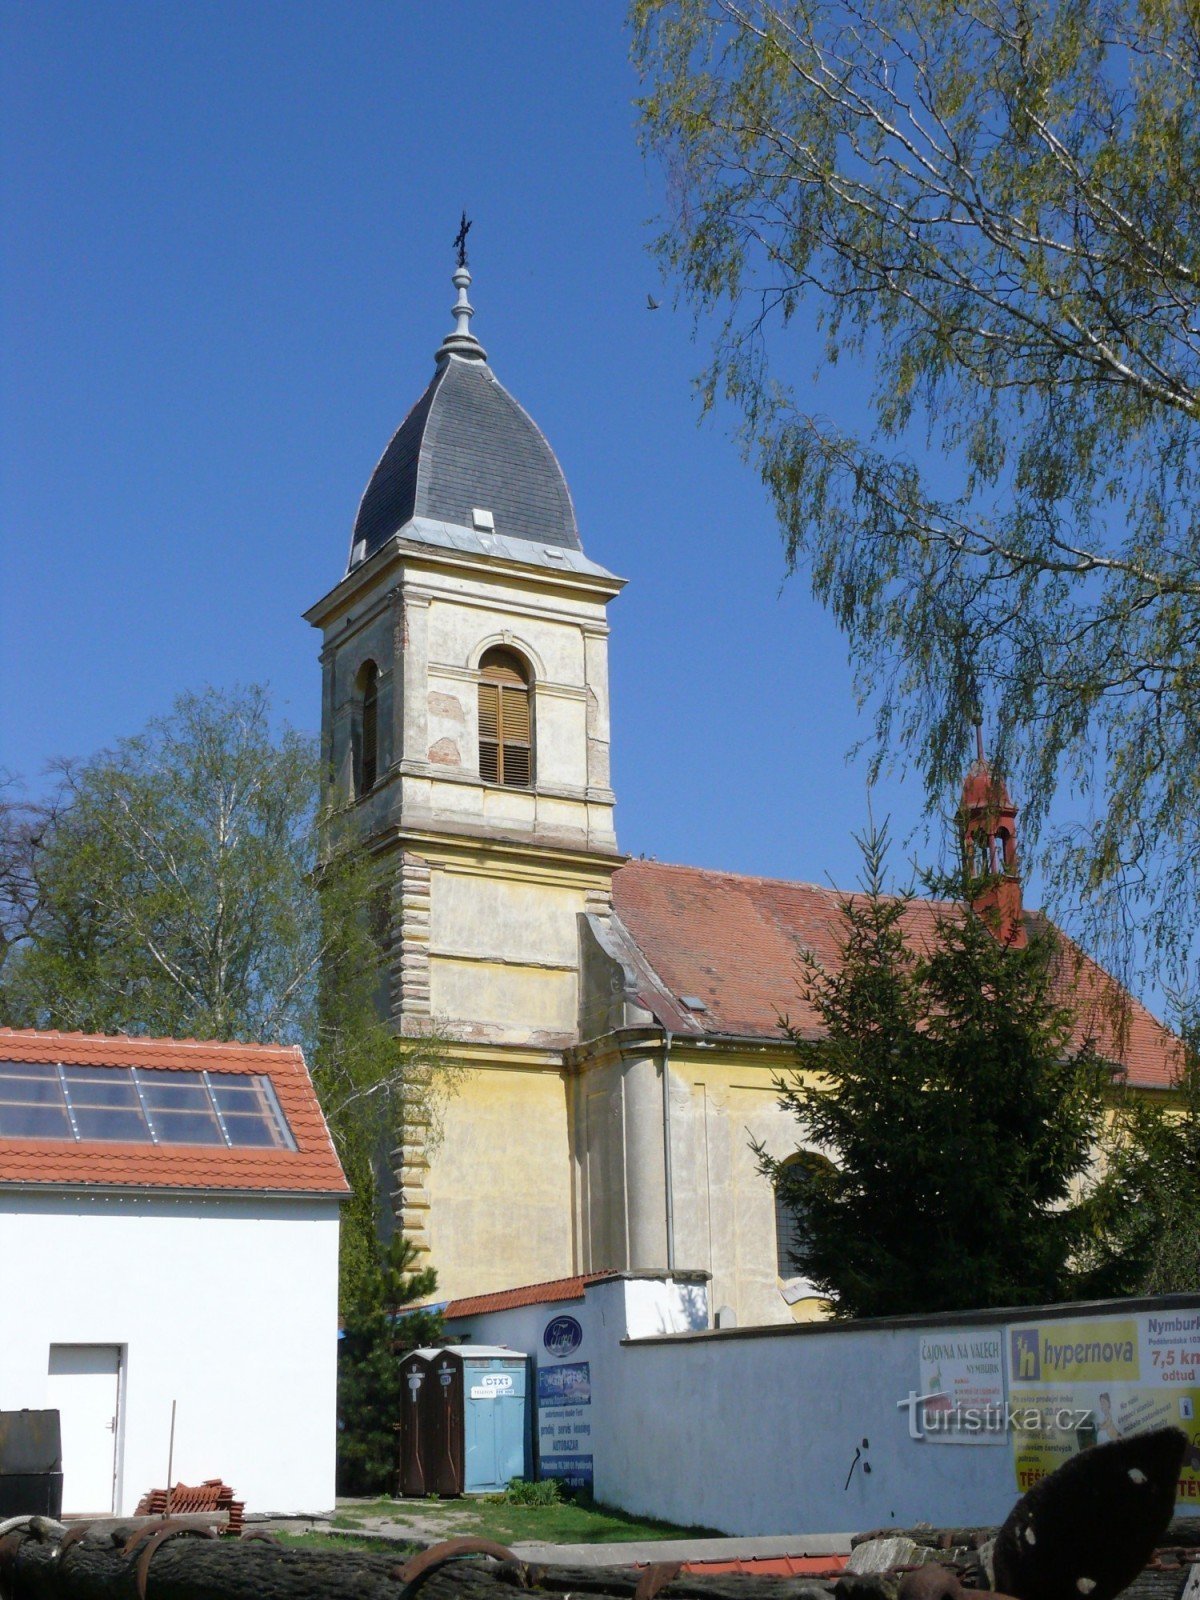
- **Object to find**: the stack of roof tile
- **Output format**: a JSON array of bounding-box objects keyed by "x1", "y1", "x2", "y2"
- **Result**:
[{"x1": 134, "y1": 1479, "x2": 244, "y2": 1536}]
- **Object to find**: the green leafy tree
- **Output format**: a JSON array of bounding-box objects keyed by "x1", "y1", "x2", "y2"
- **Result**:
[
  {"x1": 755, "y1": 826, "x2": 1108, "y2": 1317},
  {"x1": 337, "y1": 1237, "x2": 444, "y2": 1496},
  {"x1": 633, "y1": 0, "x2": 1200, "y2": 992},
  {"x1": 1080, "y1": 1027, "x2": 1200, "y2": 1295},
  {"x1": 0, "y1": 686, "x2": 453, "y2": 1310}
]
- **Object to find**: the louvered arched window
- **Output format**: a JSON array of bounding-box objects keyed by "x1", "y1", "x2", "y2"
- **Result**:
[
  {"x1": 357, "y1": 661, "x2": 378, "y2": 796},
  {"x1": 478, "y1": 648, "x2": 532, "y2": 788}
]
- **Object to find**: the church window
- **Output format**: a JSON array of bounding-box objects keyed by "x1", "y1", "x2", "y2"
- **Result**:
[
  {"x1": 478, "y1": 648, "x2": 533, "y2": 788},
  {"x1": 774, "y1": 1151, "x2": 829, "y2": 1279},
  {"x1": 357, "y1": 661, "x2": 379, "y2": 796}
]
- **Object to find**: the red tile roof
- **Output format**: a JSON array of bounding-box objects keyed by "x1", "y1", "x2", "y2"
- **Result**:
[
  {"x1": 444, "y1": 1272, "x2": 619, "y2": 1320},
  {"x1": 611, "y1": 861, "x2": 1181, "y2": 1090},
  {"x1": 0, "y1": 1030, "x2": 349, "y2": 1195},
  {"x1": 678, "y1": 1557, "x2": 849, "y2": 1577}
]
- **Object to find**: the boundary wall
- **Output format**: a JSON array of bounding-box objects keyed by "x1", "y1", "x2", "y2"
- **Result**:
[{"x1": 445, "y1": 1285, "x2": 1200, "y2": 1536}]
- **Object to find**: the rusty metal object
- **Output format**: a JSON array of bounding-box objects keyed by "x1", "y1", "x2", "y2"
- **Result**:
[
  {"x1": 394, "y1": 1537, "x2": 528, "y2": 1598},
  {"x1": 898, "y1": 1569, "x2": 1018, "y2": 1600},
  {"x1": 633, "y1": 1561, "x2": 683, "y2": 1600},
  {"x1": 127, "y1": 1518, "x2": 216, "y2": 1600},
  {"x1": 0, "y1": 1530, "x2": 25, "y2": 1596},
  {"x1": 55, "y1": 1523, "x2": 99, "y2": 1565}
]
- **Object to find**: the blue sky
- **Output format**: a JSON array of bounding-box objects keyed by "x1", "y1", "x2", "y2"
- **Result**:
[{"x1": 2, "y1": 5, "x2": 1050, "y2": 941}]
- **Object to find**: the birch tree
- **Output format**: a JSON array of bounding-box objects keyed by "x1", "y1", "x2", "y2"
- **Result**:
[
  {"x1": 0, "y1": 687, "x2": 450, "y2": 1307},
  {"x1": 633, "y1": 0, "x2": 1200, "y2": 993}
]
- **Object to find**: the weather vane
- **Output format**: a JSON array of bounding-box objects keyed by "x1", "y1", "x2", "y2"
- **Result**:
[{"x1": 454, "y1": 210, "x2": 472, "y2": 269}]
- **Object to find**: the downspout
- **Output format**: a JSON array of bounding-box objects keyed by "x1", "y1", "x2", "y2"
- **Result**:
[{"x1": 661, "y1": 1029, "x2": 676, "y2": 1272}]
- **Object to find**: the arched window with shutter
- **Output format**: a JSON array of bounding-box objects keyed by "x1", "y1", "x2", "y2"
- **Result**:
[
  {"x1": 478, "y1": 647, "x2": 533, "y2": 789},
  {"x1": 357, "y1": 661, "x2": 378, "y2": 796}
]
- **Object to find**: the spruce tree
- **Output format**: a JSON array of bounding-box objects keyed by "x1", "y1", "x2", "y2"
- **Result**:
[
  {"x1": 1080, "y1": 1029, "x2": 1200, "y2": 1296},
  {"x1": 756, "y1": 826, "x2": 1108, "y2": 1318},
  {"x1": 336, "y1": 1237, "x2": 444, "y2": 1496}
]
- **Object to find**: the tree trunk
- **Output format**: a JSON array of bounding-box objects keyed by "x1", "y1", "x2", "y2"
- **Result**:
[{"x1": 0, "y1": 1530, "x2": 834, "y2": 1600}]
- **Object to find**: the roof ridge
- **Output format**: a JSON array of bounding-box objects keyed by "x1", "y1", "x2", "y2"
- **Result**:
[
  {"x1": 619, "y1": 857, "x2": 961, "y2": 910},
  {"x1": 0, "y1": 1027, "x2": 296, "y2": 1055}
]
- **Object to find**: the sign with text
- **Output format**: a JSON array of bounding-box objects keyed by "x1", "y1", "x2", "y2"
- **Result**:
[
  {"x1": 916, "y1": 1328, "x2": 1006, "y2": 1444},
  {"x1": 537, "y1": 1361, "x2": 593, "y2": 1491},
  {"x1": 1008, "y1": 1310, "x2": 1200, "y2": 1507},
  {"x1": 543, "y1": 1315, "x2": 583, "y2": 1359}
]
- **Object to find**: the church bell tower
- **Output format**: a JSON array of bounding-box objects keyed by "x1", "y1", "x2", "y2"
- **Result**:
[{"x1": 304, "y1": 242, "x2": 625, "y2": 1294}]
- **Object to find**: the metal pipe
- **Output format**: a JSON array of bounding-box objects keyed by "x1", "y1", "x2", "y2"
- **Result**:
[
  {"x1": 661, "y1": 1029, "x2": 676, "y2": 1272},
  {"x1": 164, "y1": 1399, "x2": 177, "y2": 1518}
]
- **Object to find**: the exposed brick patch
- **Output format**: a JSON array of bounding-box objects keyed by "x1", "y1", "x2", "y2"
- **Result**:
[{"x1": 428, "y1": 692, "x2": 465, "y2": 723}]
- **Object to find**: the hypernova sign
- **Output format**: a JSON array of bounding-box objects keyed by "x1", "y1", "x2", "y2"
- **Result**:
[{"x1": 1008, "y1": 1311, "x2": 1200, "y2": 1502}]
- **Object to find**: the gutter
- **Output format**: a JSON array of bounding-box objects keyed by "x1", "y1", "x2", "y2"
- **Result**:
[{"x1": 662, "y1": 1029, "x2": 676, "y2": 1273}]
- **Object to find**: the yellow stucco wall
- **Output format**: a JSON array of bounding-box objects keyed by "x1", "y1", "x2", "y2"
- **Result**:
[
  {"x1": 571, "y1": 1039, "x2": 820, "y2": 1328},
  {"x1": 423, "y1": 1058, "x2": 575, "y2": 1302},
  {"x1": 667, "y1": 1050, "x2": 816, "y2": 1327}
]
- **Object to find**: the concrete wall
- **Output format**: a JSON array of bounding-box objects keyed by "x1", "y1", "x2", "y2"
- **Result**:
[
  {"x1": 606, "y1": 1295, "x2": 1200, "y2": 1534},
  {"x1": 443, "y1": 1274, "x2": 710, "y2": 1490},
  {"x1": 0, "y1": 1191, "x2": 341, "y2": 1516},
  {"x1": 447, "y1": 1284, "x2": 1200, "y2": 1538},
  {"x1": 604, "y1": 1314, "x2": 1008, "y2": 1536}
]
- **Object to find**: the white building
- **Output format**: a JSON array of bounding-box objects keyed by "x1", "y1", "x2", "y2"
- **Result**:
[{"x1": 0, "y1": 1028, "x2": 347, "y2": 1517}]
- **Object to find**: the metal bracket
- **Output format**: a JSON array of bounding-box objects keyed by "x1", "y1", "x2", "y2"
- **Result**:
[
  {"x1": 394, "y1": 1536, "x2": 529, "y2": 1600},
  {"x1": 124, "y1": 1519, "x2": 217, "y2": 1600},
  {"x1": 633, "y1": 1562, "x2": 683, "y2": 1600}
]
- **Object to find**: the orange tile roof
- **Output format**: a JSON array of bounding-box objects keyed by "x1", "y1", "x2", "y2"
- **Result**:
[
  {"x1": 611, "y1": 861, "x2": 1182, "y2": 1090},
  {"x1": 0, "y1": 1029, "x2": 349, "y2": 1195},
  {"x1": 678, "y1": 1557, "x2": 849, "y2": 1577},
  {"x1": 444, "y1": 1272, "x2": 619, "y2": 1320}
]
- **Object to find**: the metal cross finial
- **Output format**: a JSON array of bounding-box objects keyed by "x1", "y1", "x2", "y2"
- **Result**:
[{"x1": 454, "y1": 210, "x2": 472, "y2": 269}]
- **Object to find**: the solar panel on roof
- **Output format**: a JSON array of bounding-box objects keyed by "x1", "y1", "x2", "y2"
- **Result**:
[{"x1": 0, "y1": 1062, "x2": 296, "y2": 1149}]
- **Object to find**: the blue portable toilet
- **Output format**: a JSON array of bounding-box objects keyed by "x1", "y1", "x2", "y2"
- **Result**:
[
  {"x1": 460, "y1": 1347, "x2": 533, "y2": 1494},
  {"x1": 401, "y1": 1346, "x2": 532, "y2": 1496}
]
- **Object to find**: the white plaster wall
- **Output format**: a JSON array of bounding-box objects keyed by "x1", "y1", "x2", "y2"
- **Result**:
[
  {"x1": 601, "y1": 1320, "x2": 1017, "y2": 1536},
  {"x1": 432, "y1": 874, "x2": 581, "y2": 965},
  {"x1": 0, "y1": 1191, "x2": 340, "y2": 1515},
  {"x1": 443, "y1": 1275, "x2": 710, "y2": 1480},
  {"x1": 446, "y1": 1285, "x2": 1200, "y2": 1538}
]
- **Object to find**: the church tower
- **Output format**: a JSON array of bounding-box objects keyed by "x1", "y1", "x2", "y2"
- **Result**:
[{"x1": 305, "y1": 250, "x2": 625, "y2": 1297}]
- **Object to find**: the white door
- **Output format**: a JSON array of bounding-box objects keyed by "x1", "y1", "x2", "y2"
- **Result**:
[{"x1": 47, "y1": 1345, "x2": 121, "y2": 1515}]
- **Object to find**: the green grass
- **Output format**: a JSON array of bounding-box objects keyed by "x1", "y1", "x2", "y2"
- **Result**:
[
  {"x1": 455, "y1": 1497, "x2": 720, "y2": 1545},
  {"x1": 326, "y1": 1494, "x2": 720, "y2": 1546},
  {"x1": 271, "y1": 1530, "x2": 412, "y2": 1552}
]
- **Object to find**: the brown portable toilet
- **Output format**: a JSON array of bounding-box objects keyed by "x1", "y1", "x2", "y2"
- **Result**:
[
  {"x1": 396, "y1": 1352, "x2": 434, "y2": 1497},
  {"x1": 424, "y1": 1348, "x2": 465, "y2": 1496}
]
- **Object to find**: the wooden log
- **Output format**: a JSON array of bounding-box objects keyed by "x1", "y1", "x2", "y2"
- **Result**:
[{"x1": 0, "y1": 1527, "x2": 836, "y2": 1600}]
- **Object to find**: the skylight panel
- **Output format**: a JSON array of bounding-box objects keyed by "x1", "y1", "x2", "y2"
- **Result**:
[
  {"x1": 62, "y1": 1065, "x2": 147, "y2": 1142},
  {"x1": 0, "y1": 1062, "x2": 296, "y2": 1150},
  {"x1": 208, "y1": 1075, "x2": 293, "y2": 1149},
  {"x1": 138, "y1": 1068, "x2": 224, "y2": 1146},
  {"x1": 0, "y1": 1064, "x2": 71, "y2": 1139}
]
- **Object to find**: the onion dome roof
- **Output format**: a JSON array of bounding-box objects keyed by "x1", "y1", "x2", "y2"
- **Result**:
[{"x1": 350, "y1": 265, "x2": 580, "y2": 566}]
